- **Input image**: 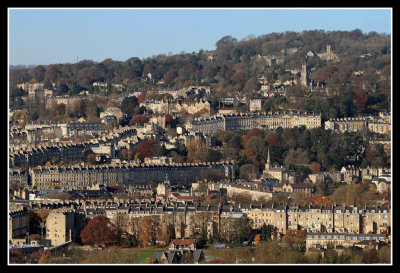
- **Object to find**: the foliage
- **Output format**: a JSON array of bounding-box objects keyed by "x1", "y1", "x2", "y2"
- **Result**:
[
  {"x1": 80, "y1": 215, "x2": 116, "y2": 246},
  {"x1": 129, "y1": 114, "x2": 149, "y2": 126},
  {"x1": 232, "y1": 216, "x2": 252, "y2": 244}
]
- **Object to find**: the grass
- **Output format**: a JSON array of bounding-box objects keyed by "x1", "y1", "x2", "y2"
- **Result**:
[
  {"x1": 43, "y1": 245, "x2": 169, "y2": 264},
  {"x1": 118, "y1": 247, "x2": 168, "y2": 264}
]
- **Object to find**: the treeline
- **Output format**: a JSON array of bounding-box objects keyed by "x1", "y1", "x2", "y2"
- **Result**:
[{"x1": 212, "y1": 126, "x2": 388, "y2": 176}]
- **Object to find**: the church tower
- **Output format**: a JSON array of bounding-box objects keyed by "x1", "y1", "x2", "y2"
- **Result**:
[{"x1": 301, "y1": 56, "x2": 309, "y2": 87}]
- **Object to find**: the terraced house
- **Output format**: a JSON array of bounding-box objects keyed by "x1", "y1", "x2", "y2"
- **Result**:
[
  {"x1": 186, "y1": 112, "x2": 321, "y2": 135},
  {"x1": 29, "y1": 161, "x2": 235, "y2": 190},
  {"x1": 75, "y1": 202, "x2": 391, "y2": 242},
  {"x1": 14, "y1": 199, "x2": 390, "y2": 248}
]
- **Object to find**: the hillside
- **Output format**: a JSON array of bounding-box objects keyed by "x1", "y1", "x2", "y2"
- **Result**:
[{"x1": 9, "y1": 29, "x2": 391, "y2": 119}]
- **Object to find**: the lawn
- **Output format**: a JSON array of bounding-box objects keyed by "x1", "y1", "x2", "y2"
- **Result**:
[{"x1": 118, "y1": 247, "x2": 168, "y2": 264}]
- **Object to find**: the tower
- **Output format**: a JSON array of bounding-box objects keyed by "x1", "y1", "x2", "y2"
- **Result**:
[
  {"x1": 326, "y1": 44, "x2": 331, "y2": 54},
  {"x1": 301, "y1": 56, "x2": 309, "y2": 87}
]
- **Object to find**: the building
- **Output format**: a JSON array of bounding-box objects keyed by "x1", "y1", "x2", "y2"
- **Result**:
[
  {"x1": 9, "y1": 204, "x2": 30, "y2": 243},
  {"x1": 301, "y1": 57, "x2": 310, "y2": 87},
  {"x1": 45, "y1": 209, "x2": 86, "y2": 246},
  {"x1": 169, "y1": 238, "x2": 196, "y2": 251},
  {"x1": 306, "y1": 232, "x2": 387, "y2": 251},
  {"x1": 29, "y1": 161, "x2": 235, "y2": 190},
  {"x1": 325, "y1": 113, "x2": 391, "y2": 134},
  {"x1": 186, "y1": 112, "x2": 321, "y2": 135},
  {"x1": 17, "y1": 82, "x2": 45, "y2": 92},
  {"x1": 100, "y1": 107, "x2": 123, "y2": 122},
  {"x1": 17, "y1": 199, "x2": 391, "y2": 247},
  {"x1": 249, "y1": 99, "x2": 265, "y2": 112},
  {"x1": 316, "y1": 44, "x2": 340, "y2": 62},
  {"x1": 262, "y1": 148, "x2": 295, "y2": 183}
]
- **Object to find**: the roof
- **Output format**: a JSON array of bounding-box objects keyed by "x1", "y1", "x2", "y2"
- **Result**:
[
  {"x1": 171, "y1": 239, "x2": 196, "y2": 245},
  {"x1": 193, "y1": 250, "x2": 204, "y2": 262}
]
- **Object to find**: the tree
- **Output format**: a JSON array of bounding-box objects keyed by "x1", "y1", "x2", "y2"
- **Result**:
[
  {"x1": 32, "y1": 65, "x2": 46, "y2": 82},
  {"x1": 83, "y1": 149, "x2": 96, "y2": 164},
  {"x1": 216, "y1": 35, "x2": 237, "y2": 49},
  {"x1": 310, "y1": 161, "x2": 321, "y2": 174},
  {"x1": 261, "y1": 224, "x2": 273, "y2": 241},
  {"x1": 136, "y1": 140, "x2": 157, "y2": 158},
  {"x1": 339, "y1": 91, "x2": 355, "y2": 117},
  {"x1": 129, "y1": 114, "x2": 149, "y2": 126},
  {"x1": 239, "y1": 163, "x2": 259, "y2": 180},
  {"x1": 164, "y1": 70, "x2": 178, "y2": 84},
  {"x1": 80, "y1": 215, "x2": 116, "y2": 246},
  {"x1": 254, "y1": 234, "x2": 261, "y2": 246},
  {"x1": 138, "y1": 217, "x2": 154, "y2": 247},
  {"x1": 186, "y1": 139, "x2": 207, "y2": 163},
  {"x1": 245, "y1": 136, "x2": 265, "y2": 158},
  {"x1": 232, "y1": 216, "x2": 252, "y2": 244},
  {"x1": 59, "y1": 82, "x2": 69, "y2": 94},
  {"x1": 120, "y1": 96, "x2": 139, "y2": 118},
  {"x1": 241, "y1": 128, "x2": 262, "y2": 147},
  {"x1": 142, "y1": 63, "x2": 156, "y2": 77},
  {"x1": 226, "y1": 133, "x2": 242, "y2": 149}
]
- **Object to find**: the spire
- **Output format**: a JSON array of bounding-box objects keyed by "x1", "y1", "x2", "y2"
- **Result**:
[{"x1": 266, "y1": 146, "x2": 271, "y2": 170}]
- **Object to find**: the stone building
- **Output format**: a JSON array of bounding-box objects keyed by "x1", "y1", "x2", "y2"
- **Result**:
[
  {"x1": 9, "y1": 204, "x2": 30, "y2": 243},
  {"x1": 306, "y1": 233, "x2": 387, "y2": 251},
  {"x1": 9, "y1": 142, "x2": 86, "y2": 168},
  {"x1": 324, "y1": 117, "x2": 368, "y2": 132},
  {"x1": 139, "y1": 100, "x2": 211, "y2": 115},
  {"x1": 187, "y1": 112, "x2": 321, "y2": 135},
  {"x1": 29, "y1": 161, "x2": 235, "y2": 190},
  {"x1": 249, "y1": 99, "x2": 265, "y2": 112},
  {"x1": 100, "y1": 107, "x2": 123, "y2": 122},
  {"x1": 17, "y1": 82, "x2": 45, "y2": 92},
  {"x1": 45, "y1": 209, "x2": 87, "y2": 246},
  {"x1": 301, "y1": 57, "x2": 310, "y2": 87},
  {"x1": 16, "y1": 199, "x2": 391, "y2": 247},
  {"x1": 325, "y1": 113, "x2": 391, "y2": 135},
  {"x1": 262, "y1": 148, "x2": 295, "y2": 183},
  {"x1": 317, "y1": 44, "x2": 340, "y2": 62},
  {"x1": 9, "y1": 168, "x2": 29, "y2": 190}
]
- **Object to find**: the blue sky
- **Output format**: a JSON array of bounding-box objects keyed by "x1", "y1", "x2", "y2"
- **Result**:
[{"x1": 8, "y1": 8, "x2": 392, "y2": 66}]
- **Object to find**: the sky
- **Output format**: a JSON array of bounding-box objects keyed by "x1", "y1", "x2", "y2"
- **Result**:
[{"x1": 8, "y1": 8, "x2": 392, "y2": 66}]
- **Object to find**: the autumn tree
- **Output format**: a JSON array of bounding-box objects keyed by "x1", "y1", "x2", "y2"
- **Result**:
[
  {"x1": 129, "y1": 114, "x2": 149, "y2": 126},
  {"x1": 138, "y1": 216, "x2": 154, "y2": 247},
  {"x1": 186, "y1": 139, "x2": 207, "y2": 163},
  {"x1": 241, "y1": 128, "x2": 262, "y2": 147},
  {"x1": 254, "y1": 234, "x2": 261, "y2": 246},
  {"x1": 135, "y1": 140, "x2": 157, "y2": 158},
  {"x1": 244, "y1": 135, "x2": 265, "y2": 165},
  {"x1": 164, "y1": 69, "x2": 178, "y2": 84},
  {"x1": 142, "y1": 63, "x2": 156, "y2": 76},
  {"x1": 80, "y1": 215, "x2": 116, "y2": 246},
  {"x1": 310, "y1": 161, "x2": 321, "y2": 174}
]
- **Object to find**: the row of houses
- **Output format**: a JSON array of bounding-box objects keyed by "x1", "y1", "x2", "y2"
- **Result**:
[
  {"x1": 26, "y1": 161, "x2": 235, "y2": 190},
  {"x1": 186, "y1": 112, "x2": 321, "y2": 135},
  {"x1": 324, "y1": 112, "x2": 391, "y2": 135},
  {"x1": 9, "y1": 194, "x2": 390, "y2": 248},
  {"x1": 9, "y1": 126, "x2": 137, "y2": 168},
  {"x1": 139, "y1": 99, "x2": 211, "y2": 115}
]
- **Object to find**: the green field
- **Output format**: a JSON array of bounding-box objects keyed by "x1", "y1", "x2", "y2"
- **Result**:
[{"x1": 117, "y1": 247, "x2": 168, "y2": 264}]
